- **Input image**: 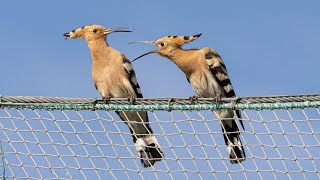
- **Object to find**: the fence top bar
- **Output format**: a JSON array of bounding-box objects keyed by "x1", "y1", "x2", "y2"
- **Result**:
[{"x1": 0, "y1": 94, "x2": 320, "y2": 111}]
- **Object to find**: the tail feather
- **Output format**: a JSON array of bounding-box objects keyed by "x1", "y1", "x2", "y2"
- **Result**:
[
  {"x1": 224, "y1": 133, "x2": 246, "y2": 164},
  {"x1": 216, "y1": 110, "x2": 246, "y2": 164},
  {"x1": 115, "y1": 111, "x2": 163, "y2": 167},
  {"x1": 135, "y1": 136, "x2": 164, "y2": 167}
]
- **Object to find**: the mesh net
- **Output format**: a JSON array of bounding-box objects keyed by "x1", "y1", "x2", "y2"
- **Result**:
[{"x1": 0, "y1": 100, "x2": 320, "y2": 179}]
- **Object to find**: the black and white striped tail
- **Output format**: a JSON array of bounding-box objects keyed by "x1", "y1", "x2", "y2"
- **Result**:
[
  {"x1": 115, "y1": 111, "x2": 164, "y2": 167},
  {"x1": 134, "y1": 136, "x2": 164, "y2": 167},
  {"x1": 216, "y1": 109, "x2": 246, "y2": 164},
  {"x1": 223, "y1": 128, "x2": 246, "y2": 164}
]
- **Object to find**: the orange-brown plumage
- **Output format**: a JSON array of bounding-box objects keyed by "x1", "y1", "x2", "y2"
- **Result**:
[
  {"x1": 131, "y1": 33, "x2": 246, "y2": 164},
  {"x1": 64, "y1": 25, "x2": 164, "y2": 167}
]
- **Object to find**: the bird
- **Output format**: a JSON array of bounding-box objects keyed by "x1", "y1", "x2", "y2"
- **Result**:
[
  {"x1": 63, "y1": 25, "x2": 164, "y2": 167},
  {"x1": 130, "y1": 34, "x2": 246, "y2": 164}
]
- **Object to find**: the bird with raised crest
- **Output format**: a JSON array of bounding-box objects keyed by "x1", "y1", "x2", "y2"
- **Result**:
[
  {"x1": 64, "y1": 25, "x2": 164, "y2": 167},
  {"x1": 130, "y1": 34, "x2": 246, "y2": 164}
]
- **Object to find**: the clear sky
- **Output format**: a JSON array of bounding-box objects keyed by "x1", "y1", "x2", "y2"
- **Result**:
[
  {"x1": 1, "y1": 0, "x2": 320, "y2": 98},
  {"x1": 0, "y1": 0, "x2": 320, "y2": 179}
]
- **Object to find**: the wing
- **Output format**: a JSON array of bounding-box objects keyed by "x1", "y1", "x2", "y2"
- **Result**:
[
  {"x1": 203, "y1": 47, "x2": 244, "y2": 130},
  {"x1": 118, "y1": 55, "x2": 155, "y2": 146},
  {"x1": 121, "y1": 54, "x2": 143, "y2": 98},
  {"x1": 203, "y1": 48, "x2": 235, "y2": 97}
]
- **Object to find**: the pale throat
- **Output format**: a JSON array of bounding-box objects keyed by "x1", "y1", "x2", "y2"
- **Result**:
[
  {"x1": 87, "y1": 38, "x2": 111, "y2": 63},
  {"x1": 169, "y1": 48, "x2": 193, "y2": 76},
  {"x1": 87, "y1": 37, "x2": 109, "y2": 50}
]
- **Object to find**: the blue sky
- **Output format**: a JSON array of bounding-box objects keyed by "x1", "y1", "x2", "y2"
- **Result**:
[
  {"x1": 0, "y1": 0, "x2": 320, "y2": 179},
  {"x1": 1, "y1": 1, "x2": 319, "y2": 98}
]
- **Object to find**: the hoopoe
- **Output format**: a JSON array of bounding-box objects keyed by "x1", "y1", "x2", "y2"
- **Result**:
[
  {"x1": 64, "y1": 25, "x2": 164, "y2": 167},
  {"x1": 131, "y1": 34, "x2": 246, "y2": 164}
]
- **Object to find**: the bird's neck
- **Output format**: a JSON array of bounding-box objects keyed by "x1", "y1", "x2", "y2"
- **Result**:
[
  {"x1": 169, "y1": 48, "x2": 195, "y2": 76},
  {"x1": 87, "y1": 38, "x2": 112, "y2": 63},
  {"x1": 169, "y1": 48, "x2": 184, "y2": 59}
]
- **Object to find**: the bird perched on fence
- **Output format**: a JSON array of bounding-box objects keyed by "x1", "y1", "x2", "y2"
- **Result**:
[
  {"x1": 63, "y1": 25, "x2": 164, "y2": 167},
  {"x1": 130, "y1": 34, "x2": 246, "y2": 164}
]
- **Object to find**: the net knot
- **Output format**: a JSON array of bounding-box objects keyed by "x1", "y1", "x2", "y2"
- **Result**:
[
  {"x1": 230, "y1": 97, "x2": 240, "y2": 110},
  {"x1": 91, "y1": 98, "x2": 98, "y2": 111},
  {"x1": 167, "y1": 98, "x2": 174, "y2": 112}
]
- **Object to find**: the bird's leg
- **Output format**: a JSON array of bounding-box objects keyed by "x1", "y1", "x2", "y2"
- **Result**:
[
  {"x1": 102, "y1": 96, "x2": 111, "y2": 104},
  {"x1": 189, "y1": 95, "x2": 199, "y2": 105},
  {"x1": 127, "y1": 96, "x2": 136, "y2": 104},
  {"x1": 213, "y1": 93, "x2": 222, "y2": 109}
]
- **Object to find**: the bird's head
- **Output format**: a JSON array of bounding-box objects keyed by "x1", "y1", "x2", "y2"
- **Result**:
[
  {"x1": 130, "y1": 34, "x2": 201, "y2": 62},
  {"x1": 63, "y1": 24, "x2": 132, "y2": 42}
]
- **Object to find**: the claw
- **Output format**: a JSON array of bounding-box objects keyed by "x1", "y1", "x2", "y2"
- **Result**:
[
  {"x1": 127, "y1": 96, "x2": 136, "y2": 104},
  {"x1": 189, "y1": 95, "x2": 199, "y2": 105},
  {"x1": 102, "y1": 96, "x2": 111, "y2": 104},
  {"x1": 213, "y1": 94, "x2": 222, "y2": 109},
  {"x1": 91, "y1": 99, "x2": 99, "y2": 111}
]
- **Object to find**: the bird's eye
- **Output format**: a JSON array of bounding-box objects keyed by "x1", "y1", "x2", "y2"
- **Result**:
[
  {"x1": 160, "y1": 42, "x2": 165, "y2": 47},
  {"x1": 92, "y1": 29, "x2": 97, "y2": 33}
]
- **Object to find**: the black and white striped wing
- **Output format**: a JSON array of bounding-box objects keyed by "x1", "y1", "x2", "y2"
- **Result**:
[
  {"x1": 203, "y1": 48, "x2": 244, "y2": 129},
  {"x1": 121, "y1": 54, "x2": 143, "y2": 98}
]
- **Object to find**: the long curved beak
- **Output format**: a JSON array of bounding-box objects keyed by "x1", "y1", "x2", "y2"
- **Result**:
[
  {"x1": 131, "y1": 50, "x2": 157, "y2": 62},
  {"x1": 129, "y1": 41, "x2": 155, "y2": 45},
  {"x1": 130, "y1": 41, "x2": 157, "y2": 62},
  {"x1": 104, "y1": 27, "x2": 132, "y2": 34}
]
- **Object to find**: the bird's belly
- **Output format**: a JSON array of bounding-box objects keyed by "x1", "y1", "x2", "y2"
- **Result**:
[
  {"x1": 93, "y1": 69, "x2": 132, "y2": 98},
  {"x1": 190, "y1": 72, "x2": 221, "y2": 98}
]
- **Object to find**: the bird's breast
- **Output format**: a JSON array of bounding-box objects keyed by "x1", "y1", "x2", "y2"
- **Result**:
[
  {"x1": 92, "y1": 64, "x2": 130, "y2": 97},
  {"x1": 189, "y1": 69, "x2": 221, "y2": 98}
]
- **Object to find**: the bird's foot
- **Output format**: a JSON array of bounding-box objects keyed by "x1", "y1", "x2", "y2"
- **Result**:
[
  {"x1": 127, "y1": 96, "x2": 136, "y2": 104},
  {"x1": 189, "y1": 95, "x2": 199, "y2": 105},
  {"x1": 102, "y1": 96, "x2": 111, "y2": 104},
  {"x1": 213, "y1": 94, "x2": 222, "y2": 109},
  {"x1": 91, "y1": 99, "x2": 99, "y2": 111}
]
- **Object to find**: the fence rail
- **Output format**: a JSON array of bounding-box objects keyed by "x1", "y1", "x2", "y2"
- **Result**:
[{"x1": 1, "y1": 94, "x2": 320, "y2": 111}]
